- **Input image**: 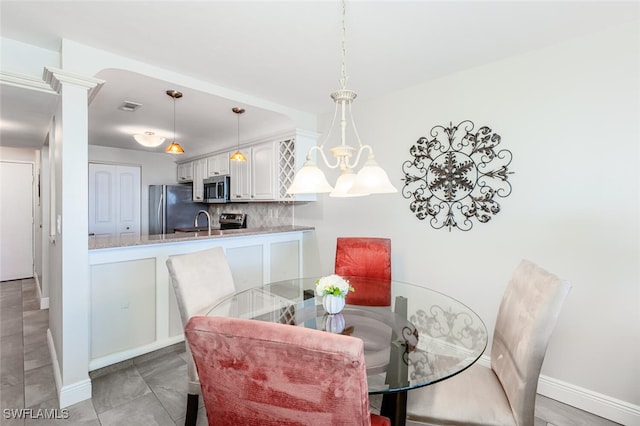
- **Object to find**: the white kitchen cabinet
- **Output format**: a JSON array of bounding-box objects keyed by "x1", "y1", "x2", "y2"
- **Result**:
[
  {"x1": 229, "y1": 150, "x2": 251, "y2": 201},
  {"x1": 251, "y1": 142, "x2": 277, "y2": 200},
  {"x1": 229, "y1": 142, "x2": 275, "y2": 201},
  {"x1": 192, "y1": 158, "x2": 207, "y2": 202},
  {"x1": 206, "y1": 153, "x2": 230, "y2": 177},
  {"x1": 176, "y1": 161, "x2": 193, "y2": 182},
  {"x1": 182, "y1": 129, "x2": 318, "y2": 203},
  {"x1": 228, "y1": 140, "x2": 283, "y2": 201}
]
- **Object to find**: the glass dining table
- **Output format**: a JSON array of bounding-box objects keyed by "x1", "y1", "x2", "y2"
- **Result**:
[{"x1": 207, "y1": 276, "x2": 488, "y2": 426}]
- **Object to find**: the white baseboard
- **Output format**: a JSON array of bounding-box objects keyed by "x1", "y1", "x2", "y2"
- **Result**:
[
  {"x1": 46, "y1": 328, "x2": 92, "y2": 409},
  {"x1": 34, "y1": 275, "x2": 49, "y2": 309},
  {"x1": 478, "y1": 356, "x2": 639, "y2": 425},
  {"x1": 537, "y1": 375, "x2": 639, "y2": 426}
]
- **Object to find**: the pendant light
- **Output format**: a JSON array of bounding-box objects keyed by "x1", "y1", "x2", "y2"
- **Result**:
[
  {"x1": 165, "y1": 90, "x2": 185, "y2": 154},
  {"x1": 286, "y1": 0, "x2": 396, "y2": 197},
  {"x1": 230, "y1": 107, "x2": 247, "y2": 162},
  {"x1": 133, "y1": 131, "x2": 165, "y2": 147}
]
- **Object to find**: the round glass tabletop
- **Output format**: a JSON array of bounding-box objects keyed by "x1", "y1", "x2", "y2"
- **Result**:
[{"x1": 207, "y1": 276, "x2": 488, "y2": 394}]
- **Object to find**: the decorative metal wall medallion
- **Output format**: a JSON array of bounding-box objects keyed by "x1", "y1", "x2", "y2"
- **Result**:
[{"x1": 402, "y1": 120, "x2": 513, "y2": 231}]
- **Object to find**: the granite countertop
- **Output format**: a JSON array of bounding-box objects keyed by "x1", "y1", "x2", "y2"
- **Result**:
[{"x1": 89, "y1": 226, "x2": 314, "y2": 250}]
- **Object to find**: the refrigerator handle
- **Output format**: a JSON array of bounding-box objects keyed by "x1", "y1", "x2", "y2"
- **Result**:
[{"x1": 158, "y1": 192, "x2": 164, "y2": 233}]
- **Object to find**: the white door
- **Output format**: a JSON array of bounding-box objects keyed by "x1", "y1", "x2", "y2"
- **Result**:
[
  {"x1": 89, "y1": 163, "x2": 141, "y2": 238},
  {"x1": 116, "y1": 166, "x2": 141, "y2": 237},
  {"x1": 0, "y1": 161, "x2": 34, "y2": 281}
]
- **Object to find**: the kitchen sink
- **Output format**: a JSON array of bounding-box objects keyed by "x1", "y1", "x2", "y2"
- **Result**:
[{"x1": 174, "y1": 226, "x2": 220, "y2": 233}]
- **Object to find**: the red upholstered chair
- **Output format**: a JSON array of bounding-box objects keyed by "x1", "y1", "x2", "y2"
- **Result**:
[
  {"x1": 185, "y1": 316, "x2": 391, "y2": 426},
  {"x1": 335, "y1": 237, "x2": 392, "y2": 306}
]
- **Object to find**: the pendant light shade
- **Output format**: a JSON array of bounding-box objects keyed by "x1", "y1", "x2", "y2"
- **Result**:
[
  {"x1": 286, "y1": 0, "x2": 396, "y2": 198},
  {"x1": 230, "y1": 107, "x2": 247, "y2": 162},
  {"x1": 165, "y1": 89, "x2": 185, "y2": 154},
  {"x1": 133, "y1": 131, "x2": 165, "y2": 147},
  {"x1": 165, "y1": 142, "x2": 185, "y2": 154}
]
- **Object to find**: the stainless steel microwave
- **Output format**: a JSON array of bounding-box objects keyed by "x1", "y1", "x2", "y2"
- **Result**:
[{"x1": 203, "y1": 175, "x2": 230, "y2": 203}]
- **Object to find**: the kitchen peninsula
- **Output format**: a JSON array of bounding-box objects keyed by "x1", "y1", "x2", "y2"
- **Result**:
[{"x1": 88, "y1": 225, "x2": 314, "y2": 371}]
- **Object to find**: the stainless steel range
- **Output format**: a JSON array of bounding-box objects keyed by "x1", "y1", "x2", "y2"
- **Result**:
[
  {"x1": 173, "y1": 212, "x2": 247, "y2": 233},
  {"x1": 219, "y1": 213, "x2": 247, "y2": 230}
]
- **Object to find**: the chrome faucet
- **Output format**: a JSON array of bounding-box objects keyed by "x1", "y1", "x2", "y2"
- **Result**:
[{"x1": 194, "y1": 210, "x2": 212, "y2": 233}]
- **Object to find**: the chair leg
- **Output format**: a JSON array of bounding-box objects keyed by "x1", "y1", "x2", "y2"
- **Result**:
[{"x1": 185, "y1": 393, "x2": 199, "y2": 426}]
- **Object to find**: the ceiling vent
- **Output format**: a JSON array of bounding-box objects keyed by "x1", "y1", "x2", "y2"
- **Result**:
[{"x1": 118, "y1": 101, "x2": 142, "y2": 112}]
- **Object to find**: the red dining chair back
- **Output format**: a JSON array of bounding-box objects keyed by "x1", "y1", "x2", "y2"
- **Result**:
[
  {"x1": 185, "y1": 316, "x2": 390, "y2": 426},
  {"x1": 335, "y1": 237, "x2": 391, "y2": 306}
]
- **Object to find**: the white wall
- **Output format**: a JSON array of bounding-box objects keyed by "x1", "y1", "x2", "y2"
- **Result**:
[
  {"x1": 0, "y1": 38, "x2": 59, "y2": 77},
  {"x1": 88, "y1": 145, "x2": 178, "y2": 235},
  {"x1": 295, "y1": 20, "x2": 639, "y2": 423}
]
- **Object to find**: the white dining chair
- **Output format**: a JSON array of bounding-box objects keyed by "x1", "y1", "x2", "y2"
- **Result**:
[
  {"x1": 166, "y1": 246, "x2": 236, "y2": 426},
  {"x1": 406, "y1": 259, "x2": 571, "y2": 426}
]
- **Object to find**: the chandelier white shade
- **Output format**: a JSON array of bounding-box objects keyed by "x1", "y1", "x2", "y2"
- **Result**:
[
  {"x1": 286, "y1": 0, "x2": 396, "y2": 198},
  {"x1": 133, "y1": 131, "x2": 165, "y2": 147},
  {"x1": 285, "y1": 158, "x2": 334, "y2": 194}
]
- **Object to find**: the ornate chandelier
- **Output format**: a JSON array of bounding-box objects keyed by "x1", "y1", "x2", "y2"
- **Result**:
[{"x1": 286, "y1": 0, "x2": 396, "y2": 197}]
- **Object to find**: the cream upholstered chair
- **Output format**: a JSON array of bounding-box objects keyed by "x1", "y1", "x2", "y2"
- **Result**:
[
  {"x1": 406, "y1": 259, "x2": 571, "y2": 426},
  {"x1": 185, "y1": 315, "x2": 391, "y2": 426},
  {"x1": 166, "y1": 246, "x2": 236, "y2": 426}
]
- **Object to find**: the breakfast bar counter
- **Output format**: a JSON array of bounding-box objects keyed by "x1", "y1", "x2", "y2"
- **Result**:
[
  {"x1": 89, "y1": 225, "x2": 314, "y2": 250},
  {"x1": 87, "y1": 226, "x2": 314, "y2": 371}
]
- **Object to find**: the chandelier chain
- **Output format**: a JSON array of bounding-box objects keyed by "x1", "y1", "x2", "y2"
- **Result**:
[{"x1": 339, "y1": 0, "x2": 348, "y2": 89}]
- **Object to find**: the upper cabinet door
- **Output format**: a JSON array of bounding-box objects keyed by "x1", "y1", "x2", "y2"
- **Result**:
[
  {"x1": 251, "y1": 142, "x2": 276, "y2": 200},
  {"x1": 192, "y1": 158, "x2": 207, "y2": 202},
  {"x1": 229, "y1": 149, "x2": 251, "y2": 200},
  {"x1": 207, "y1": 153, "x2": 230, "y2": 177},
  {"x1": 177, "y1": 162, "x2": 193, "y2": 182},
  {"x1": 89, "y1": 163, "x2": 141, "y2": 238}
]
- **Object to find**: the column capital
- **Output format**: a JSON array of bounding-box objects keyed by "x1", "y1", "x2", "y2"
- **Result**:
[{"x1": 43, "y1": 67, "x2": 104, "y2": 93}]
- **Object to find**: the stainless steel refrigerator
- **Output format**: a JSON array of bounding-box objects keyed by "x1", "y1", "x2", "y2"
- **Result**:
[{"x1": 149, "y1": 184, "x2": 203, "y2": 235}]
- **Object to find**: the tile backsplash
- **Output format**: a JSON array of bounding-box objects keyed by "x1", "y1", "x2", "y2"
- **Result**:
[{"x1": 206, "y1": 203, "x2": 293, "y2": 228}]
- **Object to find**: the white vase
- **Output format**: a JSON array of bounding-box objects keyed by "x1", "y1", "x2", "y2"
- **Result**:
[
  {"x1": 323, "y1": 313, "x2": 345, "y2": 333},
  {"x1": 323, "y1": 294, "x2": 346, "y2": 314}
]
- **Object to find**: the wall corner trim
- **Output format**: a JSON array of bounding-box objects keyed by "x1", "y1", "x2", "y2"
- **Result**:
[{"x1": 47, "y1": 328, "x2": 92, "y2": 409}]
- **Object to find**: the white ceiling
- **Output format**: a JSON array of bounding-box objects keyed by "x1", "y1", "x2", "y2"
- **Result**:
[{"x1": 1, "y1": 1, "x2": 637, "y2": 157}]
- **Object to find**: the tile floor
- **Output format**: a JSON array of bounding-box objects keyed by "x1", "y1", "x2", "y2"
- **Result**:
[{"x1": 1, "y1": 278, "x2": 622, "y2": 425}]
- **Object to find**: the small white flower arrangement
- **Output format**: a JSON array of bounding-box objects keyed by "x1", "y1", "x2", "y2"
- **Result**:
[{"x1": 315, "y1": 274, "x2": 355, "y2": 298}]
